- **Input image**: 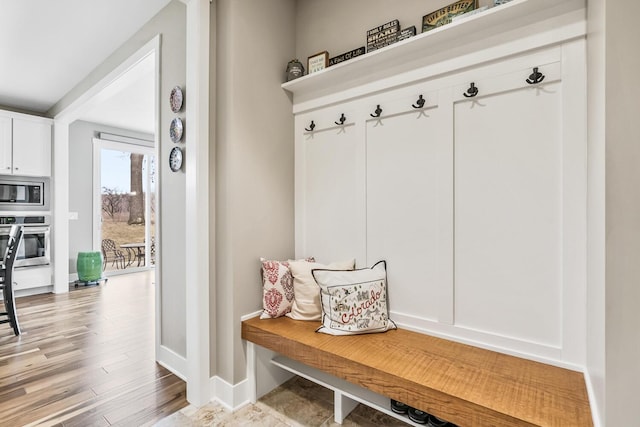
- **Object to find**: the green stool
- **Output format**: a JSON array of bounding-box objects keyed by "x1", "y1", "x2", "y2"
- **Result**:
[{"x1": 76, "y1": 252, "x2": 106, "y2": 287}]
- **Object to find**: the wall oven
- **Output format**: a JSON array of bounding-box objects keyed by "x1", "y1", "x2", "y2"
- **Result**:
[
  {"x1": 0, "y1": 177, "x2": 48, "y2": 210},
  {"x1": 0, "y1": 215, "x2": 50, "y2": 268}
]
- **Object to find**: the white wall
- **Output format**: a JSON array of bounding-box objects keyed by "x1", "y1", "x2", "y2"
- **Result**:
[
  {"x1": 50, "y1": 1, "x2": 188, "y2": 358},
  {"x1": 586, "y1": 0, "x2": 606, "y2": 424},
  {"x1": 215, "y1": 0, "x2": 296, "y2": 383},
  {"x1": 67, "y1": 120, "x2": 152, "y2": 274}
]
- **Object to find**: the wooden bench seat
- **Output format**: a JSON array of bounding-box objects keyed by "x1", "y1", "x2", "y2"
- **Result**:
[{"x1": 242, "y1": 316, "x2": 593, "y2": 427}]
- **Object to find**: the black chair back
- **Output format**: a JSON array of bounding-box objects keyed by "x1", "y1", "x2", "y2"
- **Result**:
[
  {"x1": 1, "y1": 225, "x2": 24, "y2": 335},
  {"x1": 4, "y1": 225, "x2": 24, "y2": 269}
]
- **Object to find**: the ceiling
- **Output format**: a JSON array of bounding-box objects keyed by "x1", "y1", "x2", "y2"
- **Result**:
[
  {"x1": 0, "y1": 0, "x2": 171, "y2": 134},
  {"x1": 78, "y1": 52, "x2": 156, "y2": 135}
]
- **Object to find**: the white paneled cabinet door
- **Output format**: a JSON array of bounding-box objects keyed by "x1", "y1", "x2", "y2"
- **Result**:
[
  {"x1": 12, "y1": 118, "x2": 51, "y2": 176},
  {"x1": 366, "y1": 94, "x2": 452, "y2": 324},
  {"x1": 296, "y1": 115, "x2": 365, "y2": 264},
  {"x1": 454, "y1": 77, "x2": 563, "y2": 348},
  {"x1": 0, "y1": 117, "x2": 12, "y2": 174}
]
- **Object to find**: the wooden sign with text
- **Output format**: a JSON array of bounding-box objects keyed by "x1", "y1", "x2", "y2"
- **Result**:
[
  {"x1": 422, "y1": 0, "x2": 477, "y2": 32},
  {"x1": 367, "y1": 19, "x2": 400, "y2": 52},
  {"x1": 329, "y1": 46, "x2": 366, "y2": 66}
]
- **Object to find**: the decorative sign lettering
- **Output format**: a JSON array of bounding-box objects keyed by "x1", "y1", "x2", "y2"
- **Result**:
[
  {"x1": 422, "y1": 0, "x2": 477, "y2": 32},
  {"x1": 328, "y1": 46, "x2": 365, "y2": 67},
  {"x1": 398, "y1": 26, "x2": 416, "y2": 41},
  {"x1": 328, "y1": 281, "x2": 389, "y2": 332},
  {"x1": 366, "y1": 19, "x2": 400, "y2": 52}
]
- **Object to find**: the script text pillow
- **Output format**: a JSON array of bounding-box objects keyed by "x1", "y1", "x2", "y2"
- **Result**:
[
  {"x1": 260, "y1": 257, "x2": 314, "y2": 319},
  {"x1": 312, "y1": 260, "x2": 396, "y2": 335},
  {"x1": 286, "y1": 258, "x2": 356, "y2": 321}
]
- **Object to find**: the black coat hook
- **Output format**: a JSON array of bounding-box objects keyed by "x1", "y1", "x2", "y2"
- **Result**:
[
  {"x1": 526, "y1": 67, "x2": 545, "y2": 84},
  {"x1": 335, "y1": 113, "x2": 346, "y2": 126},
  {"x1": 463, "y1": 82, "x2": 478, "y2": 98},
  {"x1": 412, "y1": 95, "x2": 425, "y2": 109},
  {"x1": 305, "y1": 120, "x2": 315, "y2": 132},
  {"x1": 370, "y1": 105, "x2": 383, "y2": 118}
]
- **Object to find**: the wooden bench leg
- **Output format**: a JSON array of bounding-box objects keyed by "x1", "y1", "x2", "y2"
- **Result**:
[{"x1": 334, "y1": 391, "x2": 359, "y2": 424}]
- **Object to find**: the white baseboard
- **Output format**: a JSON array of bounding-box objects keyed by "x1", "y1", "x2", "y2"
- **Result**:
[
  {"x1": 241, "y1": 309, "x2": 262, "y2": 321},
  {"x1": 583, "y1": 369, "x2": 603, "y2": 427},
  {"x1": 156, "y1": 348, "x2": 253, "y2": 411},
  {"x1": 14, "y1": 285, "x2": 53, "y2": 299},
  {"x1": 210, "y1": 375, "x2": 250, "y2": 411},
  {"x1": 157, "y1": 345, "x2": 187, "y2": 381}
]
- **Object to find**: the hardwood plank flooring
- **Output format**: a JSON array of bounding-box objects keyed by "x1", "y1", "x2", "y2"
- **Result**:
[{"x1": 0, "y1": 271, "x2": 187, "y2": 426}]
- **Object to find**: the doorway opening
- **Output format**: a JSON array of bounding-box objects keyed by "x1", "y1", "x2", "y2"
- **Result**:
[
  {"x1": 93, "y1": 138, "x2": 156, "y2": 274},
  {"x1": 54, "y1": 34, "x2": 172, "y2": 391}
]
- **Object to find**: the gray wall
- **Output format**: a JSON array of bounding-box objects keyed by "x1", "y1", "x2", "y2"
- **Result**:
[
  {"x1": 50, "y1": 1, "x2": 187, "y2": 357},
  {"x1": 295, "y1": 0, "x2": 492, "y2": 63},
  {"x1": 68, "y1": 120, "x2": 152, "y2": 274},
  {"x1": 602, "y1": 1, "x2": 640, "y2": 425},
  {"x1": 215, "y1": 0, "x2": 296, "y2": 383}
]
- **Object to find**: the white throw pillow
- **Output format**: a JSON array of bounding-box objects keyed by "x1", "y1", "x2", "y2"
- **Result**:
[
  {"x1": 312, "y1": 260, "x2": 396, "y2": 335},
  {"x1": 286, "y1": 258, "x2": 356, "y2": 321}
]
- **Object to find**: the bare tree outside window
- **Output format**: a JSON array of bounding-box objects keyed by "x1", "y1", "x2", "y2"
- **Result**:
[
  {"x1": 129, "y1": 153, "x2": 145, "y2": 225},
  {"x1": 102, "y1": 187, "x2": 125, "y2": 219},
  {"x1": 100, "y1": 149, "x2": 156, "y2": 271}
]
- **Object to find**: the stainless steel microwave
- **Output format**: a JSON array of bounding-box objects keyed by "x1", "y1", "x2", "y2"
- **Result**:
[{"x1": 0, "y1": 178, "x2": 47, "y2": 209}]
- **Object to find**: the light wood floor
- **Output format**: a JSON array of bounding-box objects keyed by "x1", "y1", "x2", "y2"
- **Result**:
[{"x1": 0, "y1": 271, "x2": 188, "y2": 426}]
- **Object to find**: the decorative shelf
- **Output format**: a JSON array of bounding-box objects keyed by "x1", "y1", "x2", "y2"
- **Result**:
[{"x1": 282, "y1": 0, "x2": 585, "y2": 112}]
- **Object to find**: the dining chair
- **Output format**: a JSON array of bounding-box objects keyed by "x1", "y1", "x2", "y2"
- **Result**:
[
  {"x1": 0, "y1": 225, "x2": 24, "y2": 335},
  {"x1": 101, "y1": 238, "x2": 126, "y2": 270}
]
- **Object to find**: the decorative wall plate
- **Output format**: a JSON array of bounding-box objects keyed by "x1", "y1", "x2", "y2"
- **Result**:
[
  {"x1": 170, "y1": 117, "x2": 184, "y2": 143},
  {"x1": 170, "y1": 86, "x2": 184, "y2": 112},
  {"x1": 169, "y1": 146, "x2": 183, "y2": 172}
]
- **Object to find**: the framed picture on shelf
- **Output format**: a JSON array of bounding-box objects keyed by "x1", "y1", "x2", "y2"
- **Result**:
[{"x1": 307, "y1": 51, "x2": 329, "y2": 74}]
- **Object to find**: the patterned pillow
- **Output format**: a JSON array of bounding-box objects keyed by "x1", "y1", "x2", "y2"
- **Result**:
[
  {"x1": 311, "y1": 260, "x2": 396, "y2": 335},
  {"x1": 260, "y1": 257, "x2": 314, "y2": 319}
]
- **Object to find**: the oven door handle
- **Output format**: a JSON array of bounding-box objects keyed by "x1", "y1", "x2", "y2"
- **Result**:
[{"x1": 21, "y1": 226, "x2": 50, "y2": 233}]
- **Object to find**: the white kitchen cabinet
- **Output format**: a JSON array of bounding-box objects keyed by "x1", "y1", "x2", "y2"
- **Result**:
[
  {"x1": 0, "y1": 111, "x2": 52, "y2": 177},
  {"x1": 0, "y1": 117, "x2": 11, "y2": 172},
  {"x1": 14, "y1": 265, "x2": 53, "y2": 293},
  {"x1": 12, "y1": 118, "x2": 52, "y2": 176}
]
